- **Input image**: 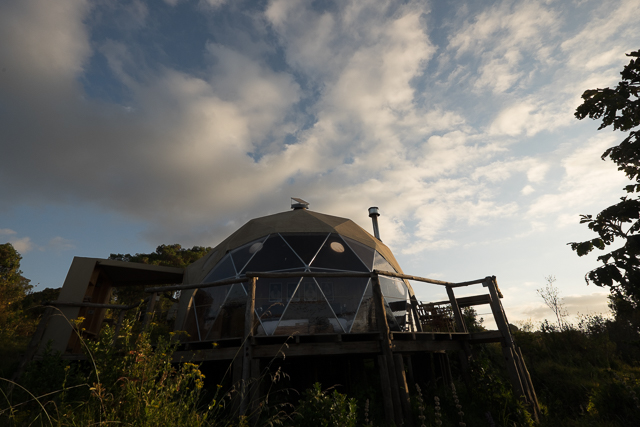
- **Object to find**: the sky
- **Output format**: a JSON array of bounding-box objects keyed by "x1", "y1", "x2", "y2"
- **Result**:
[{"x1": 1, "y1": 0, "x2": 639, "y2": 327}]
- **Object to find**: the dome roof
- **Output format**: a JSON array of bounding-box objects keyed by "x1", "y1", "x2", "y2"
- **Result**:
[
  {"x1": 187, "y1": 209, "x2": 404, "y2": 284},
  {"x1": 179, "y1": 208, "x2": 416, "y2": 339}
]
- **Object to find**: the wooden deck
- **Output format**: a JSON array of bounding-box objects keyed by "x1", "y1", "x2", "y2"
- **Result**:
[{"x1": 170, "y1": 330, "x2": 504, "y2": 363}]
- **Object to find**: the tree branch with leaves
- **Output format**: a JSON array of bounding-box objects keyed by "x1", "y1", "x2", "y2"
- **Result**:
[{"x1": 569, "y1": 50, "x2": 640, "y2": 307}]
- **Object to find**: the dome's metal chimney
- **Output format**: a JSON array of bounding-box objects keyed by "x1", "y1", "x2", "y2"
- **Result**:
[
  {"x1": 368, "y1": 206, "x2": 381, "y2": 241},
  {"x1": 291, "y1": 197, "x2": 309, "y2": 210}
]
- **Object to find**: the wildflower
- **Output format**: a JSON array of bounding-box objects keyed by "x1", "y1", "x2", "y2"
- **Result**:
[
  {"x1": 451, "y1": 382, "x2": 465, "y2": 427},
  {"x1": 364, "y1": 398, "x2": 371, "y2": 425},
  {"x1": 415, "y1": 384, "x2": 426, "y2": 427}
]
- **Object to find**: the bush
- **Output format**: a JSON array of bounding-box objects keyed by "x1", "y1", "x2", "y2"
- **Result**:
[{"x1": 288, "y1": 382, "x2": 357, "y2": 427}]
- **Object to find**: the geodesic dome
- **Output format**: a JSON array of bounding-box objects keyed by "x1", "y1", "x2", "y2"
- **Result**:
[{"x1": 181, "y1": 209, "x2": 415, "y2": 341}]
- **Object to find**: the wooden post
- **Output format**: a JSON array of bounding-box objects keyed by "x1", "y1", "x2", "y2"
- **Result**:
[
  {"x1": 405, "y1": 355, "x2": 415, "y2": 388},
  {"x1": 394, "y1": 354, "x2": 414, "y2": 427},
  {"x1": 485, "y1": 277, "x2": 529, "y2": 402},
  {"x1": 447, "y1": 286, "x2": 472, "y2": 384},
  {"x1": 517, "y1": 346, "x2": 541, "y2": 421},
  {"x1": 409, "y1": 295, "x2": 423, "y2": 332},
  {"x1": 372, "y1": 274, "x2": 404, "y2": 425},
  {"x1": 446, "y1": 286, "x2": 467, "y2": 333},
  {"x1": 378, "y1": 355, "x2": 395, "y2": 425},
  {"x1": 485, "y1": 277, "x2": 512, "y2": 346},
  {"x1": 142, "y1": 292, "x2": 158, "y2": 330},
  {"x1": 9, "y1": 307, "x2": 54, "y2": 392},
  {"x1": 249, "y1": 358, "x2": 262, "y2": 423},
  {"x1": 112, "y1": 309, "x2": 126, "y2": 345},
  {"x1": 240, "y1": 277, "x2": 257, "y2": 416}
]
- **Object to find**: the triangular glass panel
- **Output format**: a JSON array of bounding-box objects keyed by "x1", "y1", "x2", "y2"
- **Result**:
[
  {"x1": 198, "y1": 284, "x2": 231, "y2": 338},
  {"x1": 343, "y1": 236, "x2": 375, "y2": 271},
  {"x1": 350, "y1": 281, "x2": 376, "y2": 333},
  {"x1": 254, "y1": 275, "x2": 302, "y2": 335},
  {"x1": 379, "y1": 276, "x2": 408, "y2": 330},
  {"x1": 231, "y1": 236, "x2": 268, "y2": 275},
  {"x1": 204, "y1": 283, "x2": 247, "y2": 340},
  {"x1": 183, "y1": 294, "x2": 202, "y2": 341},
  {"x1": 379, "y1": 276, "x2": 407, "y2": 301},
  {"x1": 349, "y1": 281, "x2": 401, "y2": 332},
  {"x1": 280, "y1": 233, "x2": 328, "y2": 265},
  {"x1": 317, "y1": 276, "x2": 368, "y2": 333},
  {"x1": 273, "y1": 278, "x2": 343, "y2": 335},
  {"x1": 383, "y1": 296, "x2": 402, "y2": 331},
  {"x1": 373, "y1": 251, "x2": 397, "y2": 274},
  {"x1": 203, "y1": 253, "x2": 236, "y2": 282},
  {"x1": 310, "y1": 234, "x2": 368, "y2": 272},
  {"x1": 243, "y1": 235, "x2": 304, "y2": 273}
]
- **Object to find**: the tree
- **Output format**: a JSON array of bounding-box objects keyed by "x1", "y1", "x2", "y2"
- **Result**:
[
  {"x1": 569, "y1": 50, "x2": 640, "y2": 307},
  {"x1": 537, "y1": 275, "x2": 569, "y2": 330},
  {"x1": 109, "y1": 244, "x2": 211, "y2": 269},
  {"x1": 0, "y1": 243, "x2": 33, "y2": 340},
  {"x1": 109, "y1": 244, "x2": 211, "y2": 306}
]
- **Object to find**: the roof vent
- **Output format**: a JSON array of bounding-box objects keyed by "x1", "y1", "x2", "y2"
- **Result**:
[{"x1": 291, "y1": 197, "x2": 309, "y2": 210}]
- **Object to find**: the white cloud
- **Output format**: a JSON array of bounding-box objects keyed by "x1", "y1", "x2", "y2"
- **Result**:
[
  {"x1": 448, "y1": 0, "x2": 560, "y2": 94},
  {"x1": 0, "y1": 229, "x2": 34, "y2": 254},
  {"x1": 521, "y1": 185, "x2": 535, "y2": 195},
  {"x1": 527, "y1": 134, "x2": 627, "y2": 219},
  {"x1": 519, "y1": 292, "x2": 610, "y2": 322},
  {"x1": 48, "y1": 237, "x2": 76, "y2": 253},
  {"x1": 2, "y1": 0, "x2": 640, "y2": 270}
]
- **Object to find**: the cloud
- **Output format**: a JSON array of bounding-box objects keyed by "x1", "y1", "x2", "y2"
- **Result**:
[
  {"x1": 527, "y1": 134, "x2": 628, "y2": 220},
  {"x1": 48, "y1": 237, "x2": 76, "y2": 253},
  {"x1": 521, "y1": 185, "x2": 535, "y2": 195},
  {"x1": 0, "y1": 229, "x2": 34, "y2": 253},
  {"x1": 519, "y1": 292, "x2": 610, "y2": 321},
  {"x1": 2, "y1": 0, "x2": 640, "y2": 262},
  {"x1": 448, "y1": 0, "x2": 560, "y2": 94}
]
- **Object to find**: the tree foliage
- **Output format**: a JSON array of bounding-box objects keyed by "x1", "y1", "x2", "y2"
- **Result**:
[
  {"x1": 0, "y1": 243, "x2": 33, "y2": 341},
  {"x1": 108, "y1": 244, "x2": 211, "y2": 306},
  {"x1": 109, "y1": 243, "x2": 212, "y2": 269},
  {"x1": 570, "y1": 50, "x2": 640, "y2": 306}
]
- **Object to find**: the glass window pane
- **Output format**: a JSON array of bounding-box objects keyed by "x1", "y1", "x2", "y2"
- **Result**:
[
  {"x1": 243, "y1": 235, "x2": 304, "y2": 273},
  {"x1": 231, "y1": 236, "x2": 269, "y2": 274},
  {"x1": 273, "y1": 278, "x2": 343, "y2": 335},
  {"x1": 203, "y1": 254, "x2": 236, "y2": 282},
  {"x1": 343, "y1": 236, "x2": 375, "y2": 270},
  {"x1": 320, "y1": 277, "x2": 368, "y2": 333},
  {"x1": 197, "y1": 284, "x2": 231, "y2": 338},
  {"x1": 379, "y1": 276, "x2": 407, "y2": 301},
  {"x1": 350, "y1": 281, "x2": 376, "y2": 333},
  {"x1": 254, "y1": 275, "x2": 302, "y2": 335},
  {"x1": 373, "y1": 251, "x2": 397, "y2": 273},
  {"x1": 350, "y1": 281, "x2": 401, "y2": 332},
  {"x1": 203, "y1": 283, "x2": 247, "y2": 340},
  {"x1": 280, "y1": 233, "x2": 328, "y2": 265},
  {"x1": 311, "y1": 234, "x2": 368, "y2": 272}
]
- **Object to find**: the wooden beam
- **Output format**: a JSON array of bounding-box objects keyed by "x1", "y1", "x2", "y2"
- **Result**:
[
  {"x1": 253, "y1": 341, "x2": 381, "y2": 358},
  {"x1": 392, "y1": 340, "x2": 462, "y2": 352},
  {"x1": 468, "y1": 330, "x2": 503, "y2": 344},
  {"x1": 240, "y1": 277, "x2": 257, "y2": 416},
  {"x1": 47, "y1": 301, "x2": 135, "y2": 310},
  {"x1": 372, "y1": 274, "x2": 404, "y2": 425},
  {"x1": 485, "y1": 277, "x2": 513, "y2": 346},
  {"x1": 394, "y1": 354, "x2": 414, "y2": 427},
  {"x1": 446, "y1": 286, "x2": 467, "y2": 333},
  {"x1": 246, "y1": 271, "x2": 371, "y2": 279},
  {"x1": 378, "y1": 355, "x2": 395, "y2": 425},
  {"x1": 146, "y1": 276, "x2": 247, "y2": 293},
  {"x1": 142, "y1": 292, "x2": 158, "y2": 330},
  {"x1": 373, "y1": 270, "x2": 488, "y2": 288}
]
